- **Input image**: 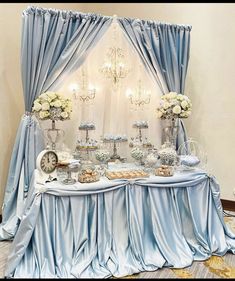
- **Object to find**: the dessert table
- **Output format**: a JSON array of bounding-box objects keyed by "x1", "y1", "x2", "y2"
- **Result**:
[{"x1": 4, "y1": 168, "x2": 235, "y2": 278}]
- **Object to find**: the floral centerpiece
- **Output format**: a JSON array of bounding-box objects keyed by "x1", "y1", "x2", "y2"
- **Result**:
[
  {"x1": 156, "y1": 92, "x2": 192, "y2": 147},
  {"x1": 32, "y1": 91, "x2": 72, "y2": 121},
  {"x1": 156, "y1": 92, "x2": 192, "y2": 120},
  {"x1": 32, "y1": 91, "x2": 72, "y2": 150}
]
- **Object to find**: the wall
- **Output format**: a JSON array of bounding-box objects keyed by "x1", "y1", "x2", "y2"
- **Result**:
[
  {"x1": 80, "y1": 3, "x2": 235, "y2": 201},
  {"x1": 0, "y1": 3, "x2": 235, "y2": 212},
  {"x1": 0, "y1": 3, "x2": 85, "y2": 212}
]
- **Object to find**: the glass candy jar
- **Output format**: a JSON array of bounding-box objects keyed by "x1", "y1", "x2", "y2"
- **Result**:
[
  {"x1": 158, "y1": 142, "x2": 177, "y2": 166},
  {"x1": 95, "y1": 149, "x2": 110, "y2": 176},
  {"x1": 56, "y1": 162, "x2": 80, "y2": 185},
  {"x1": 144, "y1": 148, "x2": 158, "y2": 173},
  {"x1": 78, "y1": 160, "x2": 100, "y2": 183},
  {"x1": 130, "y1": 146, "x2": 145, "y2": 166}
]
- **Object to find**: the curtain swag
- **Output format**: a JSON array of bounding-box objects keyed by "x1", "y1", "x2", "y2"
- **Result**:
[{"x1": 23, "y1": 6, "x2": 192, "y2": 31}]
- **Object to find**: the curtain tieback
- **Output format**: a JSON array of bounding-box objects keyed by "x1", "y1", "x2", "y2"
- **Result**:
[{"x1": 25, "y1": 111, "x2": 32, "y2": 116}]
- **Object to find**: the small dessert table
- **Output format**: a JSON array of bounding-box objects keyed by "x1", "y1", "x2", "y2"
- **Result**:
[{"x1": 4, "y1": 169, "x2": 235, "y2": 278}]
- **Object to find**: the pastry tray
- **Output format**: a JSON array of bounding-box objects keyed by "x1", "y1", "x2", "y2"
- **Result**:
[{"x1": 105, "y1": 169, "x2": 149, "y2": 180}]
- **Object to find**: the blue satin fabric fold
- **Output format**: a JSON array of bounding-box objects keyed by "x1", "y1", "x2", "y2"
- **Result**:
[
  {"x1": 5, "y1": 170, "x2": 235, "y2": 278},
  {"x1": 0, "y1": 8, "x2": 112, "y2": 242}
]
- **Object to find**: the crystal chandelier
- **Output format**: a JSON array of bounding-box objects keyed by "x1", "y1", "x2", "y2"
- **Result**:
[
  {"x1": 100, "y1": 19, "x2": 130, "y2": 89},
  {"x1": 126, "y1": 79, "x2": 151, "y2": 110},
  {"x1": 70, "y1": 67, "x2": 96, "y2": 102},
  {"x1": 100, "y1": 47, "x2": 130, "y2": 85}
]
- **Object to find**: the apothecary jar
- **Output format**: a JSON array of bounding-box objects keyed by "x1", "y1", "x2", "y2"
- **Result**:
[{"x1": 78, "y1": 160, "x2": 100, "y2": 183}]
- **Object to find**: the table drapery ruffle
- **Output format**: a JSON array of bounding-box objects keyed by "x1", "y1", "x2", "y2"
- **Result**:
[{"x1": 5, "y1": 169, "x2": 235, "y2": 278}]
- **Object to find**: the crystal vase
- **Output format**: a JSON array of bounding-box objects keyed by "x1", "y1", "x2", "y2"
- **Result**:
[
  {"x1": 162, "y1": 118, "x2": 179, "y2": 149},
  {"x1": 44, "y1": 120, "x2": 65, "y2": 150}
]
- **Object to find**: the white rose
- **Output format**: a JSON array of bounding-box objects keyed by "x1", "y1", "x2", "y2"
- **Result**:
[
  {"x1": 40, "y1": 93, "x2": 48, "y2": 100},
  {"x1": 32, "y1": 102, "x2": 42, "y2": 112},
  {"x1": 173, "y1": 105, "x2": 181, "y2": 114},
  {"x1": 181, "y1": 100, "x2": 188, "y2": 109},
  {"x1": 163, "y1": 102, "x2": 170, "y2": 109},
  {"x1": 60, "y1": 112, "x2": 68, "y2": 119},
  {"x1": 39, "y1": 93, "x2": 51, "y2": 103},
  {"x1": 53, "y1": 100, "x2": 62, "y2": 107},
  {"x1": 168, "y1": 92, "x2": 177, "y2": 99},
  {"x1": 47, "y1": 92, "x2": 57, "y2": 100},
  {"x1": 61, "y1": 100, "x2": 67, "y2": 108},
  {"x1": 41, "y1": 102, "x2": 50, "y2": 111},
  {"x1": 177, "y1": 95, "x2": 184, "y2": 101},
  {"x1": 39, "y1": 110, "x2": 49, "y2": 119}
]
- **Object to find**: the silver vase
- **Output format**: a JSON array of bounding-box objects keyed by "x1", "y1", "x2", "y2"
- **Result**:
[{"x1": 44, "y1": 120, "x2": 65, "y2": 150}]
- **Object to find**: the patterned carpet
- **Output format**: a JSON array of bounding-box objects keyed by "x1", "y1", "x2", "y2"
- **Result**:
[{"x1": 1, "y1": 215, "x2": 235, "y2": 278}]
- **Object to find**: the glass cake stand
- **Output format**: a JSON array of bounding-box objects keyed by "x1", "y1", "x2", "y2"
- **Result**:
[{"x1": 103, "y1": 139, "x2": 128, "y2": 162}]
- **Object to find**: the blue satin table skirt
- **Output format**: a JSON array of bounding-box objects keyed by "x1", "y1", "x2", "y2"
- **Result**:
[{"x1": 4, "y1": 169, "x2": 235, "y2": 278}]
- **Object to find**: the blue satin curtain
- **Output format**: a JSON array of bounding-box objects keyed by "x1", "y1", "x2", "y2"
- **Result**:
[
  {"x1": 0, "y1": 6, "x2": 112, "y2": 240},
  {"x1": 117, "y1": 18, "x2": 192, "y2": 148}
]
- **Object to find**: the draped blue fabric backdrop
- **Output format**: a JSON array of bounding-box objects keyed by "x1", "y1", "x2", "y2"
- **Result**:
[
  {"x1": 117, "y1": 18, "x2": 192, "y2": 148},
  {"x1": 0, "y1": 6, "x2": 112, "y2": 240}
]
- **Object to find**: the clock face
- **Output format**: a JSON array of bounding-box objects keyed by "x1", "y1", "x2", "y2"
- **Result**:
[{"x1": 40, "y1": 151, "x2": 58, "y2": 174}]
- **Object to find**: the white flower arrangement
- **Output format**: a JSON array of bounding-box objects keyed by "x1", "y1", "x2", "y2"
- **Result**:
[
  {"x1": 95, "y1": 150, "x2": 110, "y2": 162},
  {"x1": 156, "y1": 92, "x2": 192, "y2": 119},
  {"x1": 79, "y1": 122, "x2": 95, "y2": 130},
  {"x1": 131, "y1": 147, "x2": 144, "y2": 161},
  {"x1": 133, "y1": 121, "x2": 148, "y2": 129},
  {"x1": 32, "y1": 91, "x2": 72, "y2": 121},
  {"x1": 103, "y1": 134, "x2": 128, "y2": 142}
]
